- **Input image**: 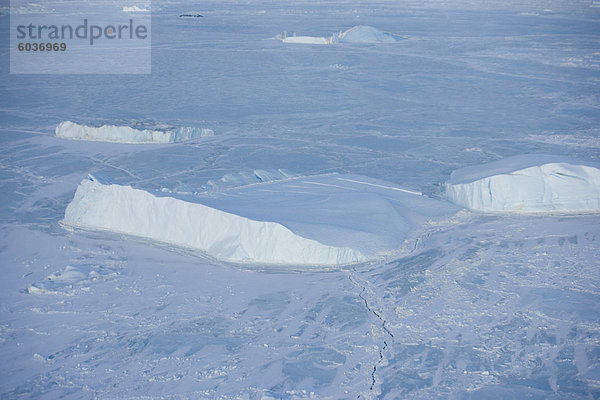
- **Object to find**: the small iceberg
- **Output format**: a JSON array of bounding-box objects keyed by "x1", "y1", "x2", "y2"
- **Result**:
[
  {"x1": 179, "y1": 13, "x2": 204, "y2": 18},
  {"x1": 279, "y1": 32, "x2": 332, "y2": 45},
  {"x1": 55, "y1": 121, "x2": 214, "y2": 144},
  {"x1": 337, "y1": 26, "x2": 397, "y2": 43},
  {"x1": 279, "y1": 26, "x2": 397, "y2": 45},
  {"x1": 445, "y1": 154, "x2": 600, "y2": 214},
  {"x1": 62, "y1": 174, "x2": 459, "y2": 266},
  {"x1": 122, "y1": 5, "x2": 150, "y2": 13}
]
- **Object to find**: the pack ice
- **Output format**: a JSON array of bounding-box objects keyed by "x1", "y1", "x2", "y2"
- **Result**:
[
  {"x1": 445, "y1": 154, "x2": 600, "y2": 213},
  {"x1": 62, "y1": 174, "x2": 459, "y2": 266},
  {"x1": 55, "y1": 121, "x2": 213, "y2": 144}
]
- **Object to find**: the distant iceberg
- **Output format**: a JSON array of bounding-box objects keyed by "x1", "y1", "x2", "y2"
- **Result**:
[
  {"x1": 279, "y1": 26, "x2": 397, "y2": 45},
  {"x1": 279, "y1": 32, "x2": 332, "y2": 45},
  {"x1": 445, "y1": 154, "x2": 600, "y2": 213},
  {"x1": 337, "y1": 26, "x2": 397, "y2": 43},
  {"x1": 62, "y1": 174, "x2": 458, "y2": 266},
  {"x1": 122, "y1": 5, "x2": 150, "y2": 13},
  {"x1": 55, "y1": 121, "x2": 214, "y2": 144}
]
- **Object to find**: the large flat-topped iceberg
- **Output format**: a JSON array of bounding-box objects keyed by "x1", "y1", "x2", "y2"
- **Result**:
[
  {"x1": 55, "y1": 121, "x2": 213, "y2": 144},
  {"x1": 62, "y1": 174, "x2": 459, "y2": 266},
  {"x1": 445, "y1": 154, "x2": 600, "y2": 213}
]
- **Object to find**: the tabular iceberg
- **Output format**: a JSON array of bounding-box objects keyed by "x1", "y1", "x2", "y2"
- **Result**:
[
  {"x1": 279, "y1": 33, "x2": 332, "y2": 45},
  {"x1": 445, "y1": 154, "x2": 600, "y2": 213},
  {"x1": 55, "y1": 121, "x2": 214, "y2": 144},
  {"x1": 62, "y1": 174, "x2": 459, "y2": 266}
]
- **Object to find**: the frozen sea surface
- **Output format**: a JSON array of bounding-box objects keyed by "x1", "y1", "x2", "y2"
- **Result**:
[{"x1": 1, "y1": 0, "x2": 600, "y2": 398}]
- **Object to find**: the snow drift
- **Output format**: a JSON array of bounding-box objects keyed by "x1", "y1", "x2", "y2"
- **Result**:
[
  {"x1": 62, "y1": 174, "x2": 459, "y2": 266},
  {"x1": 55, "y1": 121, "x2": 214, "y2": 144},
  {"x1": 445, "y1": 154, "x2": 600, "y2": 213}
]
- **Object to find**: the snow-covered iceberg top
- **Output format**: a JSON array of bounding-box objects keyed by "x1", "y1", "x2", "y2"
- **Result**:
[
  {"x1": 445, "y1": 154, "x2": 600, "y2": 214},
  {"x1": 62, "y1": 174, "x2": 458, "y2": 266},
  {"x1": 279, "y1": 26, "x2": 397, "y2": 45},
  {"x1": 55, "y1": 121, "x2": 214, "y2": 144}
]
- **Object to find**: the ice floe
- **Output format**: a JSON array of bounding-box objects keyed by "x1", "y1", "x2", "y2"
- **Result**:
[
  {"x1": 445, "y1": 154, "x2": 600, "y2": 213},
  {"x1": 62, "y1": 174, "x2": 459, "y2": 266},
  {"x1": 55, "y1": 121, "x2": 213, "y2": 144},
  {"x1": 26, "y1": 264, "x2": 120, "y2": 295}
]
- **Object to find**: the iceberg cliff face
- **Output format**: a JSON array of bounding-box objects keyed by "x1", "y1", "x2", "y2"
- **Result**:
[
  {"x1": 62, "y1": 176, "x2": 366, "y2": 265},
  {"x1": 55, "y1": 121, "x2": 213, "y2": 144},
  {"x1": 62, "y1": 174, "x2": 459, "y2": 266},
  {"x1": 445, "y1": 155, "x2": 600, "y2": 213}
]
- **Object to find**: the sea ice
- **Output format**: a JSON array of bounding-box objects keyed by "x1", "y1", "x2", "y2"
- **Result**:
[
  {"x1": 55, "y1": 121, "x2": 214, "y2": 144},
  {"x1": 445, "y1": 154, "x2": 600, "y2": 213},
  {"x1": 62, "y1": 174, "x2": 458, "y2": 265}
]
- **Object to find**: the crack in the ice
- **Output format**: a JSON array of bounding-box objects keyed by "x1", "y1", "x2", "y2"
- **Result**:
[{"x1": 349, "y1": 269, "x2": 394, "y2": 397}]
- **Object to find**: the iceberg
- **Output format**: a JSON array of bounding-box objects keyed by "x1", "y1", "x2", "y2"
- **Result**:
[
  {"x1": 279, "y1": 33, "x2": 332, "y2": 45},
  {"x1": 279, "y1": 26, "x2": 397, "y2": 45},
  {"x1": 201, "y1": 169, "x2": 295, "y2": 192},
  {"x1": 122, "y1": 6, "x2": 150, "y2": 13},
  {"x1": 445, "y1": 154, "x2": 600, "y2": 213},
  {"x1": 337, "y1": 26, "x2": 397, "y2": 43},
  {"x1": 62, "y1": 174, "x2": 459, "y2": 266},
  {"x1": 55, "y1": 121, "x2": 214, "y2": 144}
]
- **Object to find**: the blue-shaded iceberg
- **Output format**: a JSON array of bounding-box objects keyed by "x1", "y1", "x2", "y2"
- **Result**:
[
  {"x1": 445, "y1": 154, "x2": 600, "y2": 213},
  {"x1": 337, "y1": 26, "x2": 397, "y2": 43},
  {"x1": 62, "y1": 174, "x2": 459, "y2": 266},
  {"x1": 55, "y1": 121, "x2": 214, "y2": 144},
  {"x1": 279, "y1": 26, "x2": 397, "y2": 45}
]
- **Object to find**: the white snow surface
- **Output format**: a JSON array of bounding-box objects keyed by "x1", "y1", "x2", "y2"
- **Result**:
[
  {"x1": 62, "y1": 174, "x2": 457, "y2": 265},
  {"x1": 3, "y1": 1, "x2": 600, "y2": 398},
  {"x1": 55, "y1": 121, "x2": 213, "y2": 144},
  {"x1": 446, "y1": 155, "x2": 600, "y2": 213}
]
